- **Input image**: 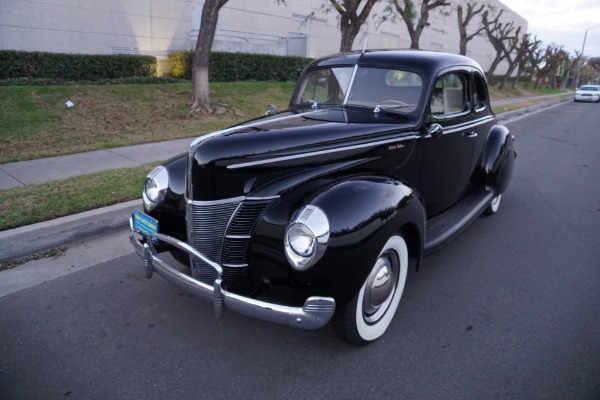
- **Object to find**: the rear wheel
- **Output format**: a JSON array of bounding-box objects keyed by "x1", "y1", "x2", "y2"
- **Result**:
[
  {"x1": 334, "y1": 235, "x2": 408, "y2": 346},
  {"x1": 484, "y1": 193, "x2": 502, "y2": 216}
]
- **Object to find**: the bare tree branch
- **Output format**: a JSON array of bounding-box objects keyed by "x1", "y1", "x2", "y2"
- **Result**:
[
  {"x1": 313, "y1": 0, "x2": 381, "y2": 52},
  {"x1": 457, "y1": 1, "x2": 486, "y2": 55},
  {"x1": 482, "y1": 9, "x2": 520, "y2": 81},
  {"x1": 388, "y1": 0, "x2": 451, "y2": 49}
]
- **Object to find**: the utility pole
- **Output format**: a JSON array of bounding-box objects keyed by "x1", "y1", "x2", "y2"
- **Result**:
[{"x1": 575, "y1": 24, "x2": 600, "y2": 88}]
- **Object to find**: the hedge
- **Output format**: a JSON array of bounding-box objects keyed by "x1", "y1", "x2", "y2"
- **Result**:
[
  {"x1": 168, "y1": 51, "x2": 311, "y2": 82},
  {"x1": 0, "y1": 76, "x2": 187, "y2": 87},
  {"x1": 0, "y1": 50, "x2": 310, "y2": 84},
  {"x1": 0, "y1": 51, "x2": 157, "y2": 81}
]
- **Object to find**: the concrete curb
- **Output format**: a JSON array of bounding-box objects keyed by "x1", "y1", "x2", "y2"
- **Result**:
[
  {"x1": 0, "y1": 200, "x2": 140, "y2": 261},
  {"x1": 0, "y1": 96, "x2": 572, "y2": 262},
  {"x1": 495, "y1": 96, "x2": 571, "y2": 122}
]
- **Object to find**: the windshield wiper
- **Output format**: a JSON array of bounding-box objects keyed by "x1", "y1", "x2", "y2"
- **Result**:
[
  {"x1": 373, "y1": 104, "x2": 415, "y2": 116},
  {"x1": 298, "y1": 97, "x2": 319, "y2": 109}
]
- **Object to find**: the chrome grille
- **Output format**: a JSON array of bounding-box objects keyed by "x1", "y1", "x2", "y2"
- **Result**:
[{"x1": 188, "y1": 198, "x2": 272, "y2": 293}]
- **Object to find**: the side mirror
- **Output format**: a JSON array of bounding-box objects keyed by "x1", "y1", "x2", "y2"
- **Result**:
[
  {"x1": 427, "y1": 123, "x2": 444, "y2": 139},
  {"x1": 265, "y1": 104, "x2": 276, "y2": 115}
]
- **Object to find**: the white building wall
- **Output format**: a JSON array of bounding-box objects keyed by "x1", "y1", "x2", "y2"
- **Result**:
[{"x1": 0, "y1": 0, "x2": 527, "y2": 74}]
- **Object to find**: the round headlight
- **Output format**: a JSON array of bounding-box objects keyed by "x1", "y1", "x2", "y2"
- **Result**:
[
  {"x1": 143, "y1": 166, "x2": 169, "y2": 210},
  {"x1": 287, "y1": 223, "x2": 316, "y2": 257},
  {"x1": 144, "y1": 178, "x2": 161, "y2": 203},
  {"x1": 285, "y1": 205, "x2": 329, "y2": 271}
]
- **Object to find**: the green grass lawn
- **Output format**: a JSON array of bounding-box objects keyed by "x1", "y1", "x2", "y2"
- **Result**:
[
  {"x1": 0, "y1": 81, "x2": 294, "y2": 163},
  {"x1": 0, "y1": 164, "x2": 155, "y2": 231}
]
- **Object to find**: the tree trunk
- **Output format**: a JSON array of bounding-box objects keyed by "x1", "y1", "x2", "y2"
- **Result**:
[
  {"x1": 456, "y1": 3, "x2": 485, "y2": 56},
  {"x1": 512, "y1": 67, "x2": 523, "y2": 89},
  {"x1": 533, "y1": 74, "x2": 543, "y2": 90},
  {"x1": 459, "y1": 38, "x2": 467, "y2": 56},
  {"x1": 190, "y1": 0, "x2": 228, "y2": 114},
  {"x1": 457, "y1": 5, "x2": 467, "y2": 55},
  {"x1": 339, "y1": 14, "x2": 361, "y2": 52},
  {"x1": 486, "y1": 54, "x2": 503, "y2": 82},
  {"x1": 410, "y1": 36, "x2": 420, "y2": 49},
  {"x1": 523, "y1": 74, "x2": 532, "y2": 89},
  {"x1": 499, "y1": 63, "x2": 517, "y2": 89},
  {"x1": 339, "y1": 29, "x2": 356, "y2": 52}
]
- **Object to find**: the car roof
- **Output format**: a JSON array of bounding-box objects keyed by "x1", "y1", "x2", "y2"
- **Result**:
[{"x1": 306, "y1": 49, "x2": 485, "y2": 77}]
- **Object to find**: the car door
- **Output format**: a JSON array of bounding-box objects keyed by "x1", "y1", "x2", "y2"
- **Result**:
[{"x1": 419, "y1": 70, "x2": 475, "y2": 217}]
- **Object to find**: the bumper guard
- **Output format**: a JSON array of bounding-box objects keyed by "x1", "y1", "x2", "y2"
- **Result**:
[{"x1": 129, "y1": 221, "x2": 335, "y2": 330}]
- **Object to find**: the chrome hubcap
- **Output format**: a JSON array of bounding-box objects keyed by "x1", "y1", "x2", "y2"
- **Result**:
[{"x1": 362, "y1": 250, "x2": 398, "y2": 324}]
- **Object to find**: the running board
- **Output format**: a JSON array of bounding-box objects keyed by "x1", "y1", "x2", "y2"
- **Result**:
[{"x1": 424, "y1": 189, "x2": 494, "y2": 254}]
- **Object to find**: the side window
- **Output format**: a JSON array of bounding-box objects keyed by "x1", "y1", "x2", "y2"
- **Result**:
[
  {"x1": 430, "y1": 73, "x2": 468, "y2": 116},
  {"x1": 473, "y1": 72, "x2": 488, "y2": 111}
]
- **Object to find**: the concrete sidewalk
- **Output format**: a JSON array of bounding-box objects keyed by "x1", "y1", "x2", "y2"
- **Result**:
[
  {"x1": 0, "y1": 137, "x2": 194, "y2": 190},
  {"x1": 0, "y1": 94, "x2": 572, "y2": 262}
]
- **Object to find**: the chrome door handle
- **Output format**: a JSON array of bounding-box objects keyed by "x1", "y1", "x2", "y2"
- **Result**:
[{"x1": 464, "y1": 131, "x2": 478, "y2": 138}]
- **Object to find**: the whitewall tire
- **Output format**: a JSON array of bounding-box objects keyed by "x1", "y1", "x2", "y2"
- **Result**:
[
  {"x1": 484, "y1": 194, "x2": 502, "y2": 216},
  {"x1": 334, "y1": 235, "x2": 408, "y2": 345}
]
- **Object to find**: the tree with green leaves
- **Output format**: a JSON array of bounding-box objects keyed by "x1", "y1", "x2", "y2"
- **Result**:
[
  {"x1": 585, "y1": 57, "x2": 600, "y2": 84},
  {"x1": 535, "y1": 44, "x2": 569, "y2": 89}
]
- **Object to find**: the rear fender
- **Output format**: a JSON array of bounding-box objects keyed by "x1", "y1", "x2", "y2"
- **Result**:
[{"x1": 478, "y1": 125, "x2": 516, "y2": 194}]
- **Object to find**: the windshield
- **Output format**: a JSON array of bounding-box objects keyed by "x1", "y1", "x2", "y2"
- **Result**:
[
  {"x1": 580, "y1": 85, "x2": 599, "y2": 91},
  {"x1": 295, "y1": 66, "x2": 423, "y2": 113},
  {"x1": 295, "y1": 67, "x2": 354, "y2": 107}
]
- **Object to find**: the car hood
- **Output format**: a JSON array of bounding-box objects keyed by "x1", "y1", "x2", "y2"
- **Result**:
[{"x1": 188, "y1": 107, "x2": 419, "y2": 201}]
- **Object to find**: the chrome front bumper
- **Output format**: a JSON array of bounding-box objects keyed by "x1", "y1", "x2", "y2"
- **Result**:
[
  {"x1": 575, "y1": 95, "x2": 600, "y2": 102},
  {"x1": 129, "y1": 223, "x2": 335, "y2": 330}
]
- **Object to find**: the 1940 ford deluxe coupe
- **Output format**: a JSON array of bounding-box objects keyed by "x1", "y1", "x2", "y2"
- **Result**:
[{"x1": 130, "y1": 50, "x2": 516, "y2": 345}]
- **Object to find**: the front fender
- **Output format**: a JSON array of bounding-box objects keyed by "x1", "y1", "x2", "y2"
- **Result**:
[
  {"x1": 309, "y1": 176, "x2": 424, "y2": 304},
  {"x1": 477, "y1": 125, "x2": 516, "y2": 194},
  {"x1": 250, "y1": 175, "x2": 424, "y2": 306},
  {"x1": 311, "y1": 177, "x2": 416, "y2": 252},
  {"x1": 145, "y1": 153, "x2": 187, "y2": 241}
]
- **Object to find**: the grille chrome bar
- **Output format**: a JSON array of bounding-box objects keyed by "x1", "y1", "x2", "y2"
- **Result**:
[{"x1": 187, "y1": 197, "x2": 274, "y2": 293}]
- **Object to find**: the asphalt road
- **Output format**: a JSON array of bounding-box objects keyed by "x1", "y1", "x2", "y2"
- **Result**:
[{"x1": 1, "y1": 101, "x2": 599, "y2": 400}]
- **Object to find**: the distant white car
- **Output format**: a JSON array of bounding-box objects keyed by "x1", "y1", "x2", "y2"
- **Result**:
[{"x1": 574, "y1": 85, "x2": 600, "y2": 102}]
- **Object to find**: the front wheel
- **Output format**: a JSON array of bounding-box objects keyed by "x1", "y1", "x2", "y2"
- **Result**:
[{"x1": 334, "y1": 235, "x2": 408, "y2": 346}]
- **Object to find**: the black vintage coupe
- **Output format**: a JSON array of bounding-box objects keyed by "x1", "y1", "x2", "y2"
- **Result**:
[{"x1": 130, "y1": 50, "x2": 516, "y2": 345}]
